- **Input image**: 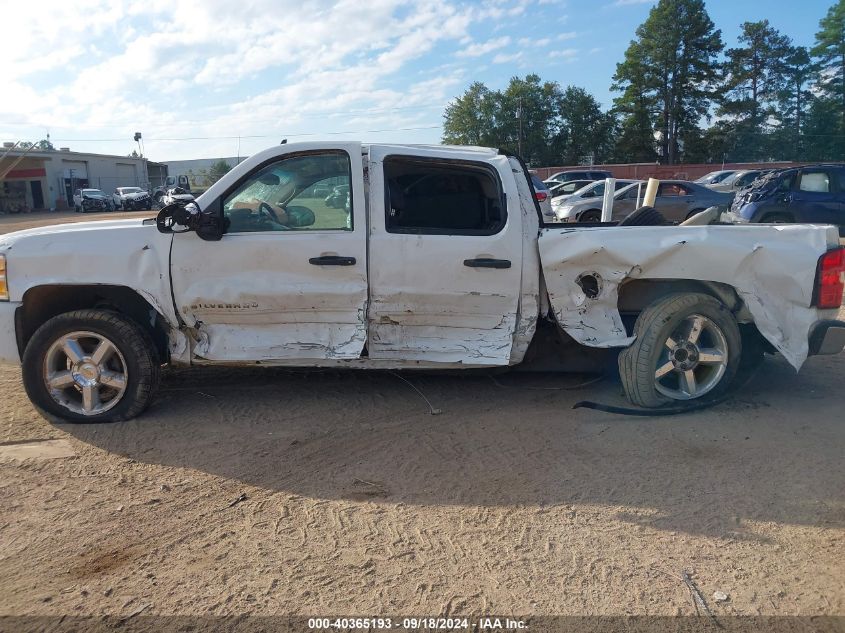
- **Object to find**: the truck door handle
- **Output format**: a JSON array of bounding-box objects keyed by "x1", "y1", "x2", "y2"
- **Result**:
[
  {"x1": 309, "y1": 255, "x2": 356, "y2": 266},
  {"x1": 463, "y1": 258, "x2": 512, "y2": 269}
]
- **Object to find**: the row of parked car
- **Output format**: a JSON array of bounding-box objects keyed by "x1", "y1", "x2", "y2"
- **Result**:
[
  {"x1": 72, "y1": 187, "x2": 153, "y2": 212},
  {"x1": 530, "y1": 164, "x2": 845, "y2": 234}
]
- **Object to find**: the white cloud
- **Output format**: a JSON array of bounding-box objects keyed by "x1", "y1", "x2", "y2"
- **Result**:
[{"x1": 457, "y1": 36, "x2": 512, "y2": 57}]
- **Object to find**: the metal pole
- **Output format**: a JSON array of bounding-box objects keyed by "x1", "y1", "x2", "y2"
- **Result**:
[{"x1": 600, "y1": 177, "x2": 615, "y2": 222}]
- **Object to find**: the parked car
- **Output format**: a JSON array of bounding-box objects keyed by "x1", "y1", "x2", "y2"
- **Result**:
[
  {"x1": 706, "y1": 169, "x2": 772, "y2": 193},
  {"x1": 545, "y1": 169, "x2": 613, "y2": 184},
  {"x1": 728, "y1": 165, "x2": 845, "y2": 235},
  {"x1": 113, "y1": 187, "x2": 152, "y2": 211},
  {"x1": 694, "y1": 170, "x2": 737, "y2": 185},
  {"x1": 325, "y1": 184, "x2": 349, "y2": 208},
  {"x1": 550, "y1": 179, "x2": 640, "y2": 222},
  {"x1": 73, "y1": 188, "x2": 113, "y2": 213},
  {"x1": 161, "y1": 187, "x2": 196, "y2": 206},
  {"x1": 1, "y1": 141, "x2": 843, "y2": 422},
  {"x1": 545, "y1": 179, "x2": 595, "y2": 199},
  {"x1": 530, "y1": 174, "x2": 553, "y2": 218}
]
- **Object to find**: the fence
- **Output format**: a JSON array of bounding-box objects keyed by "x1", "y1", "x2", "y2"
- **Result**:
[{"x1": 531, "y1": 161, "x2": 810, "y2": 181}]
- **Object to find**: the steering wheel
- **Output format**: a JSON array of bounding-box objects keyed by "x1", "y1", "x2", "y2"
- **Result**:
[{"x1": 257, "y1": 201, "x2": 280, "y2": 223}]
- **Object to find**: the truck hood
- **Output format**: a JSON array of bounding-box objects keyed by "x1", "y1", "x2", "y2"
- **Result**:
[
  {"x1": 0, "y1": 218, "x2": 153, "y2": 249},
  {"x1": 0, "y1": 217, "x2": 178, "y2": 326}
]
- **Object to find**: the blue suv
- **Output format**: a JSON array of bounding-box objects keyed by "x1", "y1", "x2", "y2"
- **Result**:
[{"x1": 730, "y1": 164, "x2": 845, "y2": 235}]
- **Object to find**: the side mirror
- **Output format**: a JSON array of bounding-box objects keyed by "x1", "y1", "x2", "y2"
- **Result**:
[
  {"x1": 157, "y1": 203, "x2": 226, "y2": 240},
  {"x1": 286, "y1": 205, "x2": 315, "y2": 227}
]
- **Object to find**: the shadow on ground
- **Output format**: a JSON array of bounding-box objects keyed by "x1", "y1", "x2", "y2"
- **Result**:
[{"x1": 59, "y1": 354, "x2": 845, "y2": 538}]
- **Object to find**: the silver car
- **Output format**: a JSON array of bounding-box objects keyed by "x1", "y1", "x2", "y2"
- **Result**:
[
  {"x1": 706, "y1": 169, "x2": 771, "y2": 193},
  {"x1": 551, "y1": 179, "x2": 639, "y2": 222}
]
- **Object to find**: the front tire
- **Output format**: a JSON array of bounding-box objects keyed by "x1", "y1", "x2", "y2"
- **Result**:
[
  {"x1": 619, "y1": 293, "x2": 741, "y2": 408},
  {"x1": 579, "y1": 209, "x2": 601, "y2": 223},
  {"x1": 22, "y1": 310, "x2": 160, "y2": 423}
]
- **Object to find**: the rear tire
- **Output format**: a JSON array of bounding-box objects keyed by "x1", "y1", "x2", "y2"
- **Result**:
[
  {"x1": 22, "y1": 310, "x2": 160, "y2": 423},
  {"x1": 619, "y1": 293, "x2": 741, "y2": 408}
]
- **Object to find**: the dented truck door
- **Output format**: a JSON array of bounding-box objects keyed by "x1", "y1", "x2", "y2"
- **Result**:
[
  {"x1": 169, "y1": 143, "x2": 368, "y2": 362},
  {"x1": 366, "y1": 146, "x2": 523, "y2": 366}
]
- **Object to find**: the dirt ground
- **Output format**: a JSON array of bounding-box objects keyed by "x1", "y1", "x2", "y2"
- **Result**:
[{"x1": 0, "y1": 211, "x2": 843, "y2": 619}]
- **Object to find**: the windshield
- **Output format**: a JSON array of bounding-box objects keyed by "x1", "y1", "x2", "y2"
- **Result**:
[
  {"x1": 121, "y1": 187, "x2": 143, "y2": 194},
  {"x1": 83, "y1": 189, "x2": 106, "y2": 196}
]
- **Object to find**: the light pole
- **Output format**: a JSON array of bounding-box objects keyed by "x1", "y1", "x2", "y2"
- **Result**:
[{"x1": 134, "y1": 132, "x2": 149, "y2": 190}]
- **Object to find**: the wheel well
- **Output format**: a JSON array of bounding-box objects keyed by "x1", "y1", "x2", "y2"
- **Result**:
[
  {"x1": 618, "y1": 279, "x2": 750, "y2": 321},
  {"x1": 617, "y1": 279, "x2": 771, "y2": 352},
  {"x1": 17, "y1": 285, "x2": 170, "y2": 361},
  {"x1": 761, "y1": 212, "x2": 794, "y2": 222}
]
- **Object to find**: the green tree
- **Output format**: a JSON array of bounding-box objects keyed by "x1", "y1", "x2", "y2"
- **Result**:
[
  {"x1": 775, "y1": 46, "x2": 816, "y2": 160},
  {"x1": 443, "y1": 76, "x2": 616, "y2": 166},
  {"x1": 208, "y1": 159, "x2": 233, "y2": 184},
  {"x1": 811, "y1": 0, "x2": 845, "y2": 129},
  {"x1": 719, "y1": 20, "x2": 792, "y2": 160},
  {"x1": 497, "y1": 74, "x2": 561, "y2": 165},
  {"x1": 442, "y1": 82, "x2": 499, "y2": 147},
  {"x1": 611, "y1": 39, "x2": 658, "y2": 162},
  {"x1": 553, "y1": 86, "x2": 617, "y2": 165},
  {"x1": 612, "y1": 0, "x2": 723, "y2": 164}
]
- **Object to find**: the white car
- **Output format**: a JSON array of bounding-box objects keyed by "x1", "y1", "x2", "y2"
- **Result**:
[
  {"x1": 72, "y1": 188, "x2": 113, "y2": 213},
  {"x1": 113, "y1": 187, "x2": 152, "y2": 211},
  {"x1": 551, "y1": 179, "x2": 640, "y2": 222}
]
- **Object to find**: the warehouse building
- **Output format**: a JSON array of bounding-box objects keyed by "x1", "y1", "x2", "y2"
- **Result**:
[{"x1": 0, "y1": 144, "x2": 148, "y2": 212}]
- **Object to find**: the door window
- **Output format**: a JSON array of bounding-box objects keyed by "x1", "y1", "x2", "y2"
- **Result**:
[
  {"x1": 658, "y1": 183, "x2": 690, "y2": 196},
  {"x1": 798, "y1": 171, "x2": 831, "y2": 193},
  {"x1": 222, "y1": 151, "x2": 352, "y2": 233},
  {"x1": 384, "y1": 157, "x2": 505, "y2": 235}
]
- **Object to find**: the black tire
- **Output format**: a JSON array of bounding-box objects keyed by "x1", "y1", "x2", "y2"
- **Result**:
[
  {"x1": 579, "y1": 209, "x2": 601, "y2": 223},
  {"x1": 618, "y1": 293, "x2": 742, "y2": 408},
  {"x1": 761, "y1": 213, "x2": 793, "y2": 224},
  {"x1": 618, "y1": 205, "x2": 666, "y2": 226},
  {"x1": 22, "y1": 310, "x2": 160, "y2": 423}
]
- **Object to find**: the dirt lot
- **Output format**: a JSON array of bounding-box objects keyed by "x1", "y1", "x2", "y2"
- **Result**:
[{"x1": 0, "y1": 211, "x2": 843, "y2": 619}]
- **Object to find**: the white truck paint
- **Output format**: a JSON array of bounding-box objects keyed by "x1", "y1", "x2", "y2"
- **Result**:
[{"x1": 0, "y1": 142, "x2": 842, "y2": 421}]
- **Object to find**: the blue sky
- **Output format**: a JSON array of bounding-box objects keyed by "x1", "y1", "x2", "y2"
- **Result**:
[{"x1": 0, "y1": 0, "x2": 831, "y2": 161}]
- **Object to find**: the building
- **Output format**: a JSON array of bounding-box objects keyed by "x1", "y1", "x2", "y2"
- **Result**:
[{"x1": 0, "y1": 144, "x2": 149, "y2": 212}]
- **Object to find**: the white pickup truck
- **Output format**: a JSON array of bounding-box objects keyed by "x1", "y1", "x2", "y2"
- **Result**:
[{"x1": 0, "y1": 142, "x2": 843, "y2": 422}]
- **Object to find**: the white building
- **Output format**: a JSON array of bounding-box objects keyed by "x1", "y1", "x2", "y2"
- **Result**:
[{"x1": 0, "y1": 144, "x2": 148, "y2": 212}]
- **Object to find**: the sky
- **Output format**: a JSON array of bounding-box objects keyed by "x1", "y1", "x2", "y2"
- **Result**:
[{"x1": 0, "y1": 0, "x2": 831, "y2": 161}]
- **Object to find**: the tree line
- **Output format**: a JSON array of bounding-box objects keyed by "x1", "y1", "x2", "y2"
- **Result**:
[{"x1": 442, "y1": 0, "x2": 845, "y2": 166}]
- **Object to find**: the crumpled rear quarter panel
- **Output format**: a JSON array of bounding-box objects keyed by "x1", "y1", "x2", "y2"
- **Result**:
[{"x1": 538, "y1": 224, "x2": 839, "y2": 369}]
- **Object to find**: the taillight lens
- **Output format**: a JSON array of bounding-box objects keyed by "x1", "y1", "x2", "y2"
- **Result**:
[
  {"x1": 814, "y1": 247, "x2": 845, "y2": 309},
  {"x1": 535, "y1": 191, "x2": 548, "y2": 202},
  {"x1": 0, "y1": 255, "x2": 7, "y2": 301}
]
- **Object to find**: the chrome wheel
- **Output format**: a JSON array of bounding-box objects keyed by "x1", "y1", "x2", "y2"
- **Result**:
[
  {"x1": 42, "y1": 331, "x2": 128, "y2": 416},
  {"x1": 653, "y1": 314, "x2": 728, "y2": 400}
]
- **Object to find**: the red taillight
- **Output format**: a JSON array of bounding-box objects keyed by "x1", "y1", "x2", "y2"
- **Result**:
[
  {"x1": 814, "y1": 247, "x2": 845, "y2": 309},
  {"x1": 535, "y1": 191, "x2": 548, "y2": 202}
]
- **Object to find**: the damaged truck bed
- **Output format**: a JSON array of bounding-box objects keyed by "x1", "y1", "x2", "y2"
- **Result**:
[{"x1": 0, "y1": 142, "x2": 843, "y2": 422}]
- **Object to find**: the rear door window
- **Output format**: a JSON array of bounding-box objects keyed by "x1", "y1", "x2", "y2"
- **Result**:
[
  {"x1": 798, "y1": 170, "x2": 831, "y2": 193},
  {"x1": 384, "y1": 157, "x2": 506, "y2": 235}
]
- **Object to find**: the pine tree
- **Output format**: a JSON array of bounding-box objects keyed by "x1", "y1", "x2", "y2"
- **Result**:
[{"x1": 612, "y1": 0, "x2": 723, "y2": 164}]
